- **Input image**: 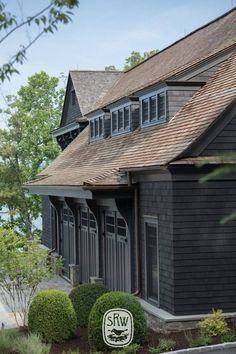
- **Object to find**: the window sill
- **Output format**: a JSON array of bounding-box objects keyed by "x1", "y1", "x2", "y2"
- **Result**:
[
  {"x1": 111, "y1": 129, "x2": 131, "y2": 137},
  {"x1": 141, "y1": 117, "x2": 167, "y2": 128},
  {"x1": 90, "y1": 136, "x2": 104, "y2": 143}
]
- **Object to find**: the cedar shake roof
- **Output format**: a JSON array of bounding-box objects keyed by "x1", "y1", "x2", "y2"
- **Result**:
[
  {"x1": 27, "y1": 52, "x2": 236, "y2": 188},
  {"x1": 70, "y1": 70, "x2": 123, "y2": 116},
  {"x1": 90, "y1": 8, "x2": 236, "y2": 111}
]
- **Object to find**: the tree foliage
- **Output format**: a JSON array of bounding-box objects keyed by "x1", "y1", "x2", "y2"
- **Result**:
[
  {"x1": 0, "y1": 227, "x2": 62, "y2": 326},
  {"x1": 0, "y1": 71, "x2": 63, "y2": 236},
  {"x1": 104, "y1": 65, "x2": 117, "y2": 71},
  {"x1": 0, "y1": 0, "x2": 79, "y2": 82},
  {"x1": 124, "y1": 49, "x2": 158, "y2": 71},
  {"x1": 106, "y1": 49, "x2": 158, "y2": 72}
]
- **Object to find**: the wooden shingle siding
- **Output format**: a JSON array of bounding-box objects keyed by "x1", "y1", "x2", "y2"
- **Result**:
[
  {"x1": 66, "y1": 91, "x2": 81, "y2": 125},
  {"x1": 202, "y1": 115, "x2": 236, "y2": 155},
  {"x1": 188, "y1": 63, "x2": 222, "y2": 82},
  {"x1": 42, "y1": 196, "x2": 53, "y2": 249},
  {"x1": 167, "y1": 90, "x2": 197, "y2": 119},
  {"x1": 139, "y1": 181, "x2": 174, "y2": 313},
  {"x1": 172, "y1": 177, "x2": 236, "y2": 315},
  {"x1": 60, "y1": 79, "x2": 81, "y2": 127}
]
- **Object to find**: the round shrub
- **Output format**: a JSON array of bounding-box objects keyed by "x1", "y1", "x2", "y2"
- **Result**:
[
  {"x1": 28, "y1": 289, "x2": 77, "y2": 343},
  {"x1": 69, "y1": 283, "x2": 109, "y2": 327},
  {"x1": 88, "y1": 291, "x2": 147, "y2": 351}
]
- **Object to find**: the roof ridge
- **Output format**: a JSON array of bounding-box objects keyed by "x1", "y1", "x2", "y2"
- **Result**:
[
  {"x1": 89, "y1": 43, "x2": 236, "y2": 113},
  {"x1": 124, "y1": 7, "x2": 236, "y2": 74},
  {"x1": 69, "y1": 70, "x2": 123, "y2": 73}
]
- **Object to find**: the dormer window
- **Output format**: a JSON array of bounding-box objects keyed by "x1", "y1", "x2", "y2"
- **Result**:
[
  {"x1": 140, "y1": 90, "x2": 167, "y2": 127},
  {"x1": 90, "y1": 115, "x2": 104, "y2": 142},
  {"x1": 111, "y1": 104, "x2": 131, "y2": 135}
]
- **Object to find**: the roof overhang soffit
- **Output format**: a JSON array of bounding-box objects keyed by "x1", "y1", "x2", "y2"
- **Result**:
[{"x1": 24, "y1": 185, "x2": 93, "y2": 199}]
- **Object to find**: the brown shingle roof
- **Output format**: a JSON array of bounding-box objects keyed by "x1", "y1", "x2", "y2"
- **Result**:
[
  {"x1": 92, "y1": 8, "x2": 236, "y2": 110},
  {"x1": 27, "y1": 52, "x2": 236, "y2": 188},
  {"x1": 70, "y1": 70, "x2": 123, "y2": 116}
]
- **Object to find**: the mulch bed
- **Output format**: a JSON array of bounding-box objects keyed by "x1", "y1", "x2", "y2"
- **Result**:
[{"x1": 49, "y1": 327, "x2": 219, "y2": 354}]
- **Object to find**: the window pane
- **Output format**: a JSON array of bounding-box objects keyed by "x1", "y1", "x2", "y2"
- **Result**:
[
  {"x1": 118, "y1": 109, "x2": 124, "y2": 130},
  {"x1": 158, "y1": 93, "x2": 166, "y2": 118},
  {"x1": 117, "y1": 218, "x2": 126, "y2": 227},
  {"x1": 117, "y1": 227, "x2": 126, "y2": 236},
  {"x1": 106, "y1": 224, "x2": 115, "y2": 233},
  {"x1": 106, "y1": 215, "x2": 115, "y2": 225},
  {"x1": 81, "y1": 210, "x2": 88, "y2": 227},
  {"x1": 150, "y1": 96, "x2": 157, "y2": 121},
  {"x1": 95, "y1": 119, "x2": 98, "y2": 136},
  {"x1": 124, "y1": 106, "x2": 130, "y2": 129},
  {"x1": 112, "y1": 111, "x2": 118, "y2": 132},
  {"x1": 90, "y1": 121, "x2": 94, "y2": 138},
  {"x1": 146, "y1": 222, "x2": 158, "y2": 301},
  {"x1": 99, "y1": 117, "x2": 103, "y2": 136},
  {"x1": 90, "y1": 220, "x2": 96, "y2": 229},
  {"x1": 142, "y1": 99, "x2": 149, "y2": 123}
]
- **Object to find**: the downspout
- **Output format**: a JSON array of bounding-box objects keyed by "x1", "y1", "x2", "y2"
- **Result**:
[
  {"x1": 127, "y1": 171, "x2": 141, "y2": 296},
  {"x1": 48, "y1": 208, "x2": 58, "y2": 255}
]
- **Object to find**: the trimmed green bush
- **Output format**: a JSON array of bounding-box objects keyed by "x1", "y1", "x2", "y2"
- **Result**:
[
  {"x1": 88, "y1": 291, "x2": 147, "y2": 351},
  {"x1": 28, "y1": 289, "x2": 77, "y2": 343},
  {"x1": 69, "y1": 283, "x2": 109, "y2": 327}
]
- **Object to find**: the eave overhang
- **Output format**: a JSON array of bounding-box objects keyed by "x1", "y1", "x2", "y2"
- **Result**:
[
  {"x1": 24, "y1": 185, "x2": 93, "y2": 199},
  {"x1": 52, "y1": 121, "x2": 80, "y2": 138}
]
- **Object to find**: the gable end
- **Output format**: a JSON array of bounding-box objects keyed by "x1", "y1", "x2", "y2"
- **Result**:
[{"x1": 60, "y1": 76, "x2": 82, "y2": 127}]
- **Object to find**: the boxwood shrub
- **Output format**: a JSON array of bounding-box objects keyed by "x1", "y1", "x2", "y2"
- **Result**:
[
  {"x1": 69, "y1": 283, "x2": 109, "y2": 327},
  {"x1": 28, "y1": 289, "x2": 77, "y2": 343},
  {"x1": 88, "y1": 291, "x2": 147, "y2": 351}
]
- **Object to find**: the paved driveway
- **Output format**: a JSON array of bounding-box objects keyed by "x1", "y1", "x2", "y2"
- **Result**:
[
  {"x1": 0, "y1": 301, "x2": 18, "y2": 329},
  {"x1": 0, "y1": 275, "x2": 72, "y2": 328}
]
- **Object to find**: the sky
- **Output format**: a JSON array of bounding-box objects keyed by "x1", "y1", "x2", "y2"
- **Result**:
[{"x1": 0, "y1": 0, "x2": 235, "y2": 128}]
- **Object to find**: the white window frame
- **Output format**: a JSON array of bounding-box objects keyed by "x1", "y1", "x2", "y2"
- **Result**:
[
  {"x1": 110, "y1": 103, "x2": 131, "y2": 136},
  {"x1": 140, "y1": 89, "x2": 167, "y2": 127},
  {"x1": 89, "y1": 113, "x2": 104, "y2": 142}
]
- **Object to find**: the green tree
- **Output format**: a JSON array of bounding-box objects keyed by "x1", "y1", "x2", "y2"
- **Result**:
[
  {"x1": 124, "y1": 49, "x2": 158, "y2": 71},
  {"x1": 105, "y1": 65, "x2": 118, "y2": 71},
  {"x1": 0, "y1": 0, "x2": 79, "y2": 82},
  {"x1": 0, "y1": 227, "x2": 62, "y2": 326},
  {"x1": 105, "y1": 49, "x2": 158, "y2": 72},
  {"x1": 0, "y1": 71, "x2": 63, "y2": 237}
]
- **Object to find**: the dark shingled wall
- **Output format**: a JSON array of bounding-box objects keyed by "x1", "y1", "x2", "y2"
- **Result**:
[
  {"x1": 201, "y1": 115, "x2": 236, "y2": 155},
  {"x1": 139, "y1": 180, "x2": 174, "y2": 314},
  {"x1": 172, "y1": 174, "x2": 236, "y2": 315},
  {"x1": 60, "y1": 79, "x2": 81, "y2": 127}
]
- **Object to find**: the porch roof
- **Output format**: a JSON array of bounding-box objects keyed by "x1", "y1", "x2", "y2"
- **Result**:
[{"x1": 26, "y1": 52, "x2": 236, "y2": 189}]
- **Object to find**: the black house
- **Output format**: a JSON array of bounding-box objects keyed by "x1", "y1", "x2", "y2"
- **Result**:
[{"x1": 26, "y1": 9, "x2": 236, "y2": 330}]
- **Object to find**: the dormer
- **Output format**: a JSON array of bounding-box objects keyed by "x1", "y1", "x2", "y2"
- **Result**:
[
  {"x1": 108, "y1": 97, "x2": 140, "y2": 136},
  {"x1": 89, "y1": 112, "x2": 105, "y2": 142},
  {"x1": 140, "y1": 88, "x2": 167, "y2": 127},
  {"x1": 88, "y1": 98, "x2": 139, "y2": 143},
  {"x1": 138, "y1": 81, "x2": 205, "y2": 128}
]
